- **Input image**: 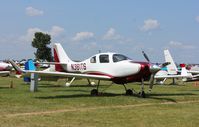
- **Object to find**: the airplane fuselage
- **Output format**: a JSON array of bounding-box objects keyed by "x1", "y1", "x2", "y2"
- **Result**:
[{"x1": 57, "y1": 53, "x2": 151, "y2": 84}]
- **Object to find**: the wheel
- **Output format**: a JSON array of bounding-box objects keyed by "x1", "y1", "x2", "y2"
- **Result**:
[
  {"x1": 126, "y1": 89, "x2": 133, "y2": 95},
  {"x1": 91, "y1": 89, "x2": 98, "y2": 96},
  {"x1": 140, "y1": 91, "x2": 146, "y2": 98}
]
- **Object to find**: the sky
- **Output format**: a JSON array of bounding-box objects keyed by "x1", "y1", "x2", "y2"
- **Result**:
[{"x1": 0, "y1": 0, "x2": 199, "y2": 63}]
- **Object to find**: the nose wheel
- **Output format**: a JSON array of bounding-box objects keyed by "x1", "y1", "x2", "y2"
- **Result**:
[{"x1": 139, "y1": 91, "x2": 146, "y2": 98}]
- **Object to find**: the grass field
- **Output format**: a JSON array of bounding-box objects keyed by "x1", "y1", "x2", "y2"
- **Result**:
[{"x1": 0, "y1": 77, "x2": 199, "y2": 127}]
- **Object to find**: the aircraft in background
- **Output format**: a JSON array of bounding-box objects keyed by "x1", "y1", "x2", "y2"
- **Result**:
[
  {"x1": 154, "y1": 49, "x2": 193, "y2": 84},
  {"x1": 10, "y1": 43, "x2": 170, "y2": 97},
  {"x1": 0, "y1": 62, "x2": 12, "y2": 76}
]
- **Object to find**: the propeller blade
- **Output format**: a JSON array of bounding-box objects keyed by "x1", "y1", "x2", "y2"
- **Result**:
[
  {"x1": 160, "y1": 62, "x2": 170, "y2": 68},
  {"x1": 142, "y1": 51, "x2": 150, "y2": 63}
]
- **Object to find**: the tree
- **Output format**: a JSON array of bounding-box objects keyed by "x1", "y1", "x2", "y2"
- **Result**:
[{"x1": 32, "y1": 32, "x2": 53, "y2": 61}]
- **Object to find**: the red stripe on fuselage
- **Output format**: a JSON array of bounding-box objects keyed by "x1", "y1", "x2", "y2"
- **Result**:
[
  {"x1": 85, "y1": 68, "x2": 151, "y2": 84},
  {"x1": 86, "y1": 72, "x2": 114, "y2": 78}
]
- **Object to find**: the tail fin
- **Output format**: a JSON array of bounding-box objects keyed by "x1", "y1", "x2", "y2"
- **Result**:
[
  {"x1": 164, "y1": 49, "x2": 178, "y2": 75},
  {"x1": 180, "y1": 64, "x2": 189, "y2": 76},
  {"x1": 53, "y1": 43, "x2": 72, "y2": 71}
]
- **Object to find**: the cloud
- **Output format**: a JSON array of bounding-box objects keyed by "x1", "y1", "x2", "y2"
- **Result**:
[
  {"x1": 169, "y1": 41, "x2": 195, "y2": 49},
  {"x1": 82, "y1": 42, "x2": 98, "y2": 50},
  {"x1": 49, "y1": 26, "x2": 64, "y2": 37},
  {"x1": 196, "y1": 16, "x2": 199, "y2": 23},
  {"x1": 26, "y1": 6, "x2": 44, "y2": 16},
  {"x1": 72, "y1": 32, "x2": 94, "y2": 41},
  {"x1": 140, "y1": 19, "x2": 160, "y2": 32},
  {"x1": 19, "y1": 26, "x2": 65, "y2": 42},
  {"x1": 20, "y1": 28, "x2": 43, "y2": 42},
  {"x1": 103, "y1": 28, "x2": 122, "y2": 40}
]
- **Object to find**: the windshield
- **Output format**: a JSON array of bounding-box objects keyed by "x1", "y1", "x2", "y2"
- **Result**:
[{"x1": 113, "y1": 54, "x2": 130, "y2": 62}]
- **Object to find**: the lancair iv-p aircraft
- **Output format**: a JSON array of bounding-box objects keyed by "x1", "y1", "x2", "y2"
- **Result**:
[{"x1": 10, "y1": 43, "x2": 169, "y2": 97}]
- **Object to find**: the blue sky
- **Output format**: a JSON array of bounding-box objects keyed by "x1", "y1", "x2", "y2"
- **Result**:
[{"x1": 0, "y1": 0, "x2": 199, "y2": 63}]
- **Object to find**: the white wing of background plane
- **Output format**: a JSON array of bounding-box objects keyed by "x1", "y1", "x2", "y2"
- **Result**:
[
  {"x1": 0, "y1": 71, "x2": 10, "y2": 76},
  {"x1": 155, "y1": 64, "x2": 192, "y2": 79}
]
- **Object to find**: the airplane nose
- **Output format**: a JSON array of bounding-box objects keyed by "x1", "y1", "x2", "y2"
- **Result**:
[{"x1": 140, "y1": 63, "x2": 150, "y2": 75}]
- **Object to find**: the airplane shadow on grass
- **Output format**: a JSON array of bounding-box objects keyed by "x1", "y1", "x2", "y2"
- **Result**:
[
  {"x1": 35, "y1": 92, "x2": 196, "y2": 102},
  {"x1": 147, "y1": 93, "x2": 196, "y2": 102},
  {"x1": 38, "y1": 84, "x2": 103, "y2": 88},
  {"x1": 35, "y1": 93, "x2": 123, "y2": 99},
  {"x1": 0, "y1": 86, "x2": 10, "y2": 89}
]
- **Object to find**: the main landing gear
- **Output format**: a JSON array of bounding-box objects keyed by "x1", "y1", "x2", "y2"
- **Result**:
[
  {"x1": 123, "y1": 78, "x2": 146, "y2": 98},
  {"x1": 139, "y1": 78, "x2": 146, "y2": 98},
  {"x1": 122, "y1": 84, "x2": 133, "y2": 96},
  {"x1": 90, "y1": 80, "x2": 100, "y2": 96},
  {"x1": 90, "y1": 78, "x2": 146, "y2": 98}
]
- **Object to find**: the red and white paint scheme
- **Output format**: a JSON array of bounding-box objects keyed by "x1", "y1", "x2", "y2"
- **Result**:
[
  {"x1": 9, "y1": 43, "x2": 167, "y2": 97},
  {"x1": 0, "y1": 62, "x2": 12, "y2": 76}
]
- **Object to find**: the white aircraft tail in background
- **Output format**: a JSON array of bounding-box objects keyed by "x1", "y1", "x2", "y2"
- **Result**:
[
  {"x1": 155, "y1": 49, "x2": 192, "y2": 84},
  {"x1": 164, "y1": 49, "x2": 178, "y2": 75}
]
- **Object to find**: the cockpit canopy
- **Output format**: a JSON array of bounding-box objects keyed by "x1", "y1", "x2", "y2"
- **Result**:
[{"x1": 90, "y1": 53, "x2": 130, "y2": 63}]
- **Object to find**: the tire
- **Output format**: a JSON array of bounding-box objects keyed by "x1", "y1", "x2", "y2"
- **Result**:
[
  {"x1": 140, "y1": 91, "x2": 146, "y2": 98},
  {"x1": 126, "y1": 89, "x2": 133, "y2": 95},
  {"x1": 91, "y1": 89, "x2": 98, "y2": 96}
]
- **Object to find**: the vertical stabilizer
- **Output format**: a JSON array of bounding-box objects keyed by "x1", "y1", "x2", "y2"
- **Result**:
[
  {"x1": 164, "y1": 49, "x2": 178, "y2": 75},
  {"x1": 53, "y1": 43, "x2": 72, "y2": 71}
]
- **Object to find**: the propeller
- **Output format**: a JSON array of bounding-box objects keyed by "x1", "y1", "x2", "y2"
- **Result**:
[
  {"x1": 142, "y1": 51, "x2": 170, "y2": 91},
  {"x1": 160, "y1": 62, "x2": 170, "y2": 68},
  {"x1": 142, "y1": 51, "x2": 150, "y2": 63}
]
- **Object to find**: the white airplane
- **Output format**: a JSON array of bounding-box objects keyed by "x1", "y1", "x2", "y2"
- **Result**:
[
  {"x1": 10, "y1": 43, "x2": 169, "y2": 97},
  {"x1": 0, "y1": 62, "x2": 12, "y2": 76},
  {"x1": 154, "y1": 49, "x2": 192, "y2": 84}
]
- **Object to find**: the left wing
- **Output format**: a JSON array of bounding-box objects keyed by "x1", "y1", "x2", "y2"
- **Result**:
[
  {"x1": 9, "y1": 60, "x2": 111, "y2": 80},
  {"x1": 25, "y1": 70, "x2": 111, "y2": 80}
]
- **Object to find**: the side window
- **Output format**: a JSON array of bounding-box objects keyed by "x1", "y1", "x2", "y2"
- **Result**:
[
  {"x1": 99, "y1": 55, "x2": 109, "y2": 63},
  {"x1": 90, "y1": 56, "x2": 96, "y2": 63},
  {"x1": 113, "y1": 54, "x2": 129, "y2": 62}
]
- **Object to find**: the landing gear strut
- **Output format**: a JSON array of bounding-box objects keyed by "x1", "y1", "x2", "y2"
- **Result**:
[
  {"x1": 90, "y1": 80, "x2": 100, "y2": 96},
  {"x1": 139, "y1": 78, "x2": 146, "y2": 98},
  {"x1": 122, "y1": 84, "x2": 133, "y2": 95}
]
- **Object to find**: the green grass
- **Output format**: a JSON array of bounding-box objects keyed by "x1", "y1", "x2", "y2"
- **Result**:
[{"x1": 0, "y1": 77, "x2": 199, "y2": 127}]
